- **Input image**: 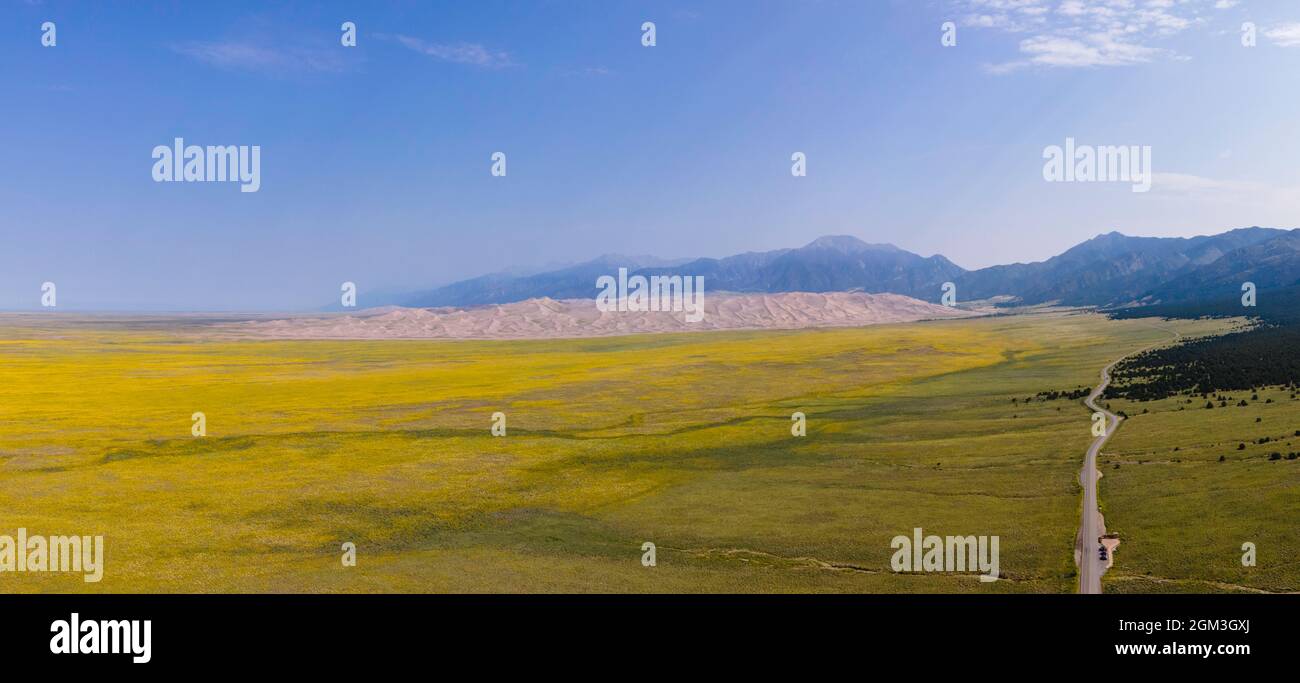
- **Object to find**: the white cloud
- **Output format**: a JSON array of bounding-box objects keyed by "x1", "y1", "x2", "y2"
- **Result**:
[
  {"x1": 1151, "y1": 172, "x2": 1251, "y2": 195},
  {"x1": 1150, "y1": 173, "x2": 1300, "y2": 208},
  {"x1": 1264, "y1": 22, "x2": 1300, "y2": 47},
  {"x1": 953, "y1": 0, "x2": 1224, "y2": 72},
  {"x1": 171, "y1": 41, "x2": 349, "y2": 74},
  {"x1": 385, "y1": 35, "x2": 514, "y2": 68},
  {"x1": 1019, "y1": 32, "x2": 1166, "y2": 67}
]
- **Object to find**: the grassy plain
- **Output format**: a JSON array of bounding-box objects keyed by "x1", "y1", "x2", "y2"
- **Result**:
[
  {"x1": 1103, "y1": 384, "x2": 1300, "y2": 593},
  {"x1": 0, "y1": 311, "x2": 1265, "y2": 593}
]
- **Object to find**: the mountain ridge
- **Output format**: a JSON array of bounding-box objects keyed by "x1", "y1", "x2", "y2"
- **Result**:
[{"x1": 381, "y1": 228, "x2": 1300, "y2": 310}]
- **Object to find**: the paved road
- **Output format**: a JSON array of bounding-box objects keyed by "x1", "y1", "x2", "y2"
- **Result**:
[
  {"x1": 1077, "y1": 325, "x2": 1180, "y2": 594},
  {"x1": 1078, "y1": 359, "x2": 1120, "y2": 594}
]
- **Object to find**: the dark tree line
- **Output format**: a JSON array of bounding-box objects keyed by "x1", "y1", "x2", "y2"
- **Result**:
[
  {"x1": 1039, "y1": 387, "x2": 1091, "y2": 401},
  {"x1": 1014, "y1": 387, "x2": 1091, "y2": 403},
  {"x1": 1104, "y1": 285, "x2": 1300, "y2": 400},
  {"x1": 1103, "y1": 327, "x2": 1300, "y2": 400}
]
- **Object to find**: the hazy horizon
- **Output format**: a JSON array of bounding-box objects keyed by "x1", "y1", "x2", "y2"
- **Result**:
[
  {"x1": 3, "y1": 225, "x2": 1292, "y2": 312},
  {"x1": 6, "y1": 0, "x2": 1300, "y2": 310}
]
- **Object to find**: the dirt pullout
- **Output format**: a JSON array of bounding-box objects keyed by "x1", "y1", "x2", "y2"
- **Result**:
[{"x1": 222, "y1": 292, "x2": 978, "y2": 340}]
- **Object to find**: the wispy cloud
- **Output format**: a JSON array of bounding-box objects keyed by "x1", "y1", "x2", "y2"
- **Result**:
[
  {"x1": 1151, "y1": 172, "x2": 1256, "y2": 195},
  {"x1": 382, "y1": 34, "x2": 514, "y2": 68},
  {"x1": 1264, "y1": 22, "x2": 1300, "y2": 47},
  {"x1": 954, "y1": 0, "x2": 1235, "y2": 73},
  {"x1": 171, "y1": 40, "x2": 348, "y2": 75},
  {"x1": 1150, "y1": 172, "x2": 1300, "y2": 207}
]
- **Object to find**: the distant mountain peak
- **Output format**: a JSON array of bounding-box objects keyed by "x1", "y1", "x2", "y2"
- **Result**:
[
  {"x1": 803, "y1": 235, "x2": 899, "y2": 254},
  {"x1": 381, "y1": 227, "x2": 1300, "y2": 312},
  {"x1": 587, "y1": 253, "x2": 690, "y2": 269},
  {"x1": 1083, "y1": 230, "x2": 1130, "y2": 244}
]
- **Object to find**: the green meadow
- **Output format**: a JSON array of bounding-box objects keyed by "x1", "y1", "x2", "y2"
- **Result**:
[
  {"x1": 1102, "y1": 385, "x2": 1300, "y2": 593},
  {"x1": 1, "y1": 311, "x2": 1280, "y2": 593}
]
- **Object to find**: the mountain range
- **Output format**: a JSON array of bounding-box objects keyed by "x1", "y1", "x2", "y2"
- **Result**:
[{"x1": 384, "y1": 227, "x2": 1300, "y2": 310}]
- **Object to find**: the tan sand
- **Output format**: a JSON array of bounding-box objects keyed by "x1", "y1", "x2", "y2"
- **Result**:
[{"x1": 222, "y1": 291, "x2": 978, "y2": 340}]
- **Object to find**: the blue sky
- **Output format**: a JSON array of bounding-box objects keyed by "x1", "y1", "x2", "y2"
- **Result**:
[{"x1": 3, "y1": 0, "x2": 1300, "y2": 310}]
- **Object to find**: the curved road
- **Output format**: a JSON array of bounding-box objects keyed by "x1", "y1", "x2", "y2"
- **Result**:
[
  {"x1": 1078, "y1": 358, "x2": 1121, "y2": 594},
  {"x1": 1077, "y1": 325, "x2": 1181, "y2": 594}
]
